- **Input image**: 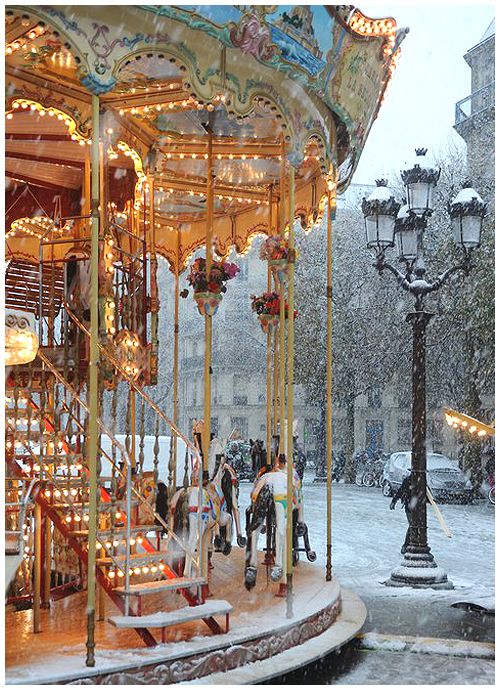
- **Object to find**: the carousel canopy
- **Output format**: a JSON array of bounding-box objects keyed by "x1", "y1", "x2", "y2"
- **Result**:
[{"x1": 5, "y1": 4, "x2": 404, "y2": 271}]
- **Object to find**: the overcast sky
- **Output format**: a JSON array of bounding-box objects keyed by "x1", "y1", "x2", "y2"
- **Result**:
[{"x1": 352, "y1": 3, "x2": 495, "y2": 185}]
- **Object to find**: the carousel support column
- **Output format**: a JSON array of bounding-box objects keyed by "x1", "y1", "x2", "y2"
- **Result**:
[
  {"x1": 202, "y1": 130, "x2": 214, "y2": 481},
  {"x1": 42, "y1": 515, "x2": 52, "y2": 608},
  {"x1": 172, "y1": 231, "x2": 181, "y2": 493},
  {"x1": 33, "y1": 503, "x2": 42, "y2": 632},
  {"x1": 325, "y1": 170, "x2": 336, "y2": 582},
  {"x1": 86, "y1": 94, "x2": 100, "y2": 668},
  {"x1": 278, "y1": 141, "x2": 287, "y2": 458},
  {"x1": 286, "y1": 165, "x2": 295, "y2": 618},
  {"x1": 149, "y1": 175, "x2": 159, "y2": 385},
  {"x1": 266, "y1": 186, "x2": 273, "y2": 468}
]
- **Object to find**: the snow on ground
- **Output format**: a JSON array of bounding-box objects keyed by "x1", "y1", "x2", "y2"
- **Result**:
[
  {"x1": 239, "y1": 471, "x2": 494, "y2": 599},
  {"x1": 237, "y1": 471, "x2": 495, "y2": 643}
]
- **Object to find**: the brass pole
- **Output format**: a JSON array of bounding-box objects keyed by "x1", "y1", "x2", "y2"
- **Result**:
[
  {"x1": 130, "y1": 389, "x2": 136, "y2": 470},
  {"x1": 273, "y1": 326, "x2": 279, "y2": 437},
  {"x1": 326, "y1": 170, "x2": 336, "y2": 581},
  {"x1": 286, "y1": 165, "x2": 295, "y2": 618},
  {"x1": 149, "y1": 175, "x2": 159, "y2": 384},
  {"x1": 266, "y1": 186, "x2": 273, "y2": 468},
  {"x1": 202, "y1": 130, "x2": 214, "y2": 480},
  {"x1": 42, "y1": 516, "x2": 51, "y2": 607},
  {"x1": 86, "y1": 94, "x2": 100, "y2": 668},
  {"x1": 172, "y1": 229, "x2": 180, "y2": 492},
  {"x1": 33, "y1": 503, "x2": 42, "y2": 632},
  {"x1": 278, "y1": 140, "x2": 286, "y2": 457}
]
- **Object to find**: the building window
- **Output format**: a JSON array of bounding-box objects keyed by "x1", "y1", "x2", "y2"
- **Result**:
[
  {"x1": 367, "y1": 387, "x2": 382, "y2": 408},
  {"x1": 365, "y1": 420, "x2": 384, "y2": 453},
  {"x1": 304, "y1": 419, "x2": 317, "y2": 447},
  {"x1": 397, "y1": 418, "x2": 410, "y2": 449},
  {"x1": 231, "y1": 417, "x2": 248, "y2": 440},
  {"x1": 211, "y1": 417, "x2": 219, "y2": 437},
  {"x1": 233, "y1": 374, "x2": 248, "y2": 405}
]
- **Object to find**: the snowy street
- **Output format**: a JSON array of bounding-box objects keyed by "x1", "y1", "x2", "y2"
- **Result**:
[{"x1": 238, "y1": 472, "x2": 495, "y2": 684}]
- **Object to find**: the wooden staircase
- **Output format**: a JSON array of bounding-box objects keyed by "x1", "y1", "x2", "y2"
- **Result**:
[{"x1": 4, "y1": 364, "x2": 223, "y2": 646}]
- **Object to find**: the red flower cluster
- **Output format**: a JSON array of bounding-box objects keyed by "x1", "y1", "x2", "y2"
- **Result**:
[
  {"x1": 187, "y1": 257, "x2": 239, "y2": 294},
  {"x1": 259, "y1": 235, "x2": 289, "y2": 261},
  {"x1": 251, "y1": 292, "x2": 298, "y2": 319}
]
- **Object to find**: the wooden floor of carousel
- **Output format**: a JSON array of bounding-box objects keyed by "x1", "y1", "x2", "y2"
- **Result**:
[{"x1": 6, "y1": 549, "x2": 366, "y2": 685}]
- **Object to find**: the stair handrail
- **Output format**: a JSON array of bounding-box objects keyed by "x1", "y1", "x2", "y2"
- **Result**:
[
  {"x1": 35, "y1": 350, "x2": 199, "y2": 566},
  {"x1": 6, "y1": 421, "x2": 177, "y2": 600},
  {"x1": 63, "y1": 303, "x2": 205, "y2": 588},
  {"x1": 63, "y1": 303, "x2": 202, "y2": 463}
]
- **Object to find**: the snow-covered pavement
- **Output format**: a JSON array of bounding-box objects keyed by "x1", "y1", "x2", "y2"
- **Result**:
[
  {"x1": 240, "y1": 471, "x2": 494, "y2": 608},
  {"x1": 238, "y1": 472, "x2": 495, "y2": 683}
]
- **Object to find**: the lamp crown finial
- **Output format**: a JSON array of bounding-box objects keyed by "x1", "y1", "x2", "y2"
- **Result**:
[
  {"x1": 415, "y1": 147, "x2": 428, "y2": 156},
  {"x1": 462, "y1": 179, "x2": 472, "y2": 188},
  {"x1": 375, "y1": 178, "x2": 388, "y2": 187}
]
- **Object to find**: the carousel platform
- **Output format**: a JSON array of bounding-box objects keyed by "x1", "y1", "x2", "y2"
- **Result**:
[{"x1": 5, "y1": 550, "x2": 365, "y2": 685}]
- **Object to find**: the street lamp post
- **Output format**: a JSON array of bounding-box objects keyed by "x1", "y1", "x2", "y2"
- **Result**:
[{"x1": 362, "y1": 148, "x2": 486, "y2": 589}]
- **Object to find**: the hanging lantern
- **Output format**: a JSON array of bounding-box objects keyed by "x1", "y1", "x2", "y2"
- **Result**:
[
  {"x1": 5, "y1": 310, "x2": 39, "y2": 366},
  {"x1": 362, "y1": 180, "x2": 400, "y2": 251},
  {"x1": 394, "y1": 204, "x2": 418, "y2": 262},
  {"x1": 401, "y1": 148, "x2": 441, "y2": 216},
  {"x1": 114, "y1": 328, "x2": 145, "y2": 380},
  {"x1": 448, "y1": 184, "x2": 486, "y2": 250}
]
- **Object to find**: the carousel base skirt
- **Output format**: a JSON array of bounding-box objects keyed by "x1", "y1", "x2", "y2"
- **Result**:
[{"x1": 5, "y1": 550, "x2": 362, "y2": 685}]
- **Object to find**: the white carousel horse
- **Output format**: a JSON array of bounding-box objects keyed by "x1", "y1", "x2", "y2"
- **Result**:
[
  {"x1": 244, "y1": 457, "x2": 315, "y2": 590},
  {"x1": 169, "y1": 437, "x2": 244, "y2": 578}
]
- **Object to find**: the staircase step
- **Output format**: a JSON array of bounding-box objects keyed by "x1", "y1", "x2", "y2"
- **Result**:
[
  {"x1": 52, "y1": 499, "x2": 139, "y2": 509},
  {"x1": 114, "y1": 576, "x2": 206, "y2": 597},
  {"x1": 70, "y1": 524, "x2": 163, "y2": 538},
  {"x1": 108, "y1": 600, "x2": 232, "y2": 630},
  {"x1": 97, "y1": 551, "x2": 166, "y2": 567}
]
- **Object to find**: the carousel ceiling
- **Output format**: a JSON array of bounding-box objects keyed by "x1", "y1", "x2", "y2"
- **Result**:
[{"x1": 5, "y1": 4, "x2": 405, "y2": 271}]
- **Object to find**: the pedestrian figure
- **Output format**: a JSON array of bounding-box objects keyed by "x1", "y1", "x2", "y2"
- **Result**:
[
  {"x1": 155, "y1": 481, "x2": 168, "y2": 536},
  {"x1": 390, "y1": 473, "x2": 412, "y2": 554}
]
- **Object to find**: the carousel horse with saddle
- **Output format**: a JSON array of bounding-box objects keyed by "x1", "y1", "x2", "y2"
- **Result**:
[
  {"x1": 244, "y1": 435, "x2": 316, "y2": 591},
  {"x1": 170, "y1": 429, "x2": 246, "y2": 578}
]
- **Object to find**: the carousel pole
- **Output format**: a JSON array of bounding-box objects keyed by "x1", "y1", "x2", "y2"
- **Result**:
[
  {"x1": 85, "y1": 94, "x2": 100, "y2": 668},
  {"x1": 266, "y1": 186, "x2": 273, "y2": 468},
  {"x1": 278, "y1": 140, "x2": 287, "y2": 458},
  {"x1": 286, "y1": 165, "x2": 295, "y2": 618},
  {"x1": 172, "y1": 229, "x2": 181, "y2": 493},
  {"x1": 325, "y1": 167, "x2": 336, "y2": 582},
  {"x1": 33, "y1": 503, "x2": 42, "y2": 632},
  {"x1": 202, "y1": 128, "x2": 214, "y2": 481}
]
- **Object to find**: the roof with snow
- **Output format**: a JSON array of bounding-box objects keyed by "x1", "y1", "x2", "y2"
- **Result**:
[{"x1": 480, "y1": 18, "x2": 495, "y2": 43}]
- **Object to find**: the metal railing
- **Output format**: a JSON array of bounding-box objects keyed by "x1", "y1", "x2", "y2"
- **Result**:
[{"x1": 455, "y1": 82, "x2": 495, "y2": 125}]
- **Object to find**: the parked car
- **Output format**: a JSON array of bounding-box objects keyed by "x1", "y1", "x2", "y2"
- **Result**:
[{"x1": 382, "y1": 451, "x2": 474, "y2": 503}]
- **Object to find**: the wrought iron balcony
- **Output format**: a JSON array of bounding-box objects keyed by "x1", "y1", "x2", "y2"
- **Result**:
[{"x1": 455, "y1": 82, "x2": 494, "y2": 126}]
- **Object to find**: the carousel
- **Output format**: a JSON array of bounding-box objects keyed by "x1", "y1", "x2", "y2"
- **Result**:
[{"x1": 4, "y1": 5, "x2": 404, "y2": 684}]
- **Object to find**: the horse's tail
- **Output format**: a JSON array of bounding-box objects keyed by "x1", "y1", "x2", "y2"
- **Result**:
[
  {"x1": 248, "y1": 483, "x2": 272, "y2": 532},
  {"x1": 221, "y1": 468, "x2": 234, "y2": 514},
  {"x1": 172, "y1": 488, "x2": 189, "y2": 535}
]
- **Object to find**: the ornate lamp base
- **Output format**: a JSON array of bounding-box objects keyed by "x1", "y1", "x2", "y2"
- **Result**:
[{"x1": 385, "y1": 547, "x2": 453, "y2": 589}]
